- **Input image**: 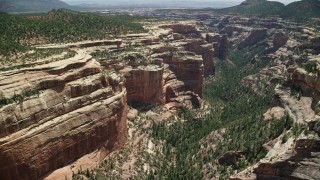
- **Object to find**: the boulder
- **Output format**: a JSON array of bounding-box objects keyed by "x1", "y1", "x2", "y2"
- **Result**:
[
  {"x1": 128, "y1": 108, "x2": 139, "y2": 120},
  {"x1": 273, "y1": 31, "x2": 288, "y2": 48},
  {"x1": 218, "y1": 151, "x2": 247, "y2": 166},
  {"x1": 263, "y1": 106, "x2": 286, "y2": 121}
]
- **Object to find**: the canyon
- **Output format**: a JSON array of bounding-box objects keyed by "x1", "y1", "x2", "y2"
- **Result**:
[
  {"x1": 0, "y1": 21, "x2": 224, "y2": 179},
  {"x1": 0, "y1": 6, "x2": 320, "y2": 180}
]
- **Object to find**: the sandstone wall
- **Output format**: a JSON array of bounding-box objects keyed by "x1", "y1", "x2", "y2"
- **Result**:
[
  {"x1": 160, "y1": 24, "x2": 201, "y2": 38},
  {"x1": 239, "y1": 28, "x2": 267, "y2": 49},
  {"x1": 152, "y1": 51, "x2": 203, "y2": 108},
  {"x1": 292, "y1": 67, "x2": 320, "y2": 94},
  {"x1": 121, "y1": 65, "x2": 164, "y2": 104},
  {"x1": 184, "y1": 39, "x2": 215, "y2": 76},
  {"x1": 0, "y1": 51, "x2": 128, "y2": 179},
  {"x1": 205, "y1": 33, "x2": 228, "y2": 61},
  {"x1": 291, "y1": 58, "x2": 320, "y2": 105}
]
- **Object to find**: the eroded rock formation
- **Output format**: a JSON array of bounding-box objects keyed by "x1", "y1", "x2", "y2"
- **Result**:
[
  {"x1": 206, "y1": 33, "x2": 228, "y2": 60},
  {"x1": 239, "y1": 56, "x2": 320, "y2": 179},
  {"x1": 239, "y1": 28, "x2": 267, "y2": 49},
  {"x1": 152, "y1": 51, "x2": 204, "y2": 108},
  {"x1": 160, "y1": 24, "x2": 201, "y2": 38},
  {"x1": 0, "y1": 21, "x2": 216, "y2": 179},
  {"x1": 120, "y1": 53, "x2": 164, "y2": 104},
  {"x1": 119, "y1": 23, "x2": 213, "y2": 108},
  {"x1": 273, "y1": 31, "x2": 289, "y2": 48},
  {"x1": 219, "y1": 34, "x2": 228, "y2": 60},
  {"x1": 0, "y1": 50, "x2": 128, "y2": 179},
  {"x1": 184, "y1": 39, "x2": 215, "y2": 75}
]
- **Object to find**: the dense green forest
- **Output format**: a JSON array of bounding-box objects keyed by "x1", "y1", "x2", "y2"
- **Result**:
[
  {"x1": 147, "y1": 47, "x2": 291, "y2": 179},
  {"x1": 280, "y1": 0, "x2": 320, "y2": 21},
  {"x1": 0, "y1": 9, "x2": 147, "y2": 56}
]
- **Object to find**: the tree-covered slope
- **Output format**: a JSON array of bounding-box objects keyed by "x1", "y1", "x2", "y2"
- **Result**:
[
  {"x1": 0, "y1": 9, "x2": 147, "y2": 56},
  {"x1": 215, "y1": 0, "x2": 285, "y2": 16},
  {"x1": 0, "y1": 0, "x2": 71, "y2": 13},
  {"x1": 215, "y1": 0, "x2": 320, "y2": 21},
  {"x1": 281, "y1": 0, "x2": 320, "y2": 20}
]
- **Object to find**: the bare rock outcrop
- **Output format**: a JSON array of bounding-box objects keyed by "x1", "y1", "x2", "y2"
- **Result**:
[
  {"x1": 120, "y1": 53, "x2": 164, "y2": 104},
  {"x1": 37, "y1": 39, "x2": 122, "y2": 49},
  {"x1": 219, "y1": 34, "x2": 228, "y2": 60},
  {"x1": 155, "y1": 23, "x2": 216, "y2": 76},
  {"x1": 232, "y1": 87, "x2": 320, "y2": 179},
  {"x1": 160, "y1": 24, "x2": 201, "y2": 38},
  {"x1": 206, "y1": 33, "x2": 228, "y2": 60},
  {"x1": 239, "y1": 28, "x2": 267, "y2": 49},
  {"x1": 229, "y1": 14, "x2": 320, "y2": 179},
  {"x1": 233, "y1": 60, "x2": 320, "y2": 180},
  {"x1": 273, "y1": 31, "x2": 289, "y2": 48},
  {"x1": 184, "y1": 39, "x2": 215, "y2": 76},
  {"x1": 248, "y1": 135, "x2": 320, "y2": 180},
  {"x1": 206, "y1": 33, "x2": 221, "y2": 43},
  {"x1": 118, "y1": 23, "x2": 211, "y2": 108},
  {"x1": 292, "y1": 57, "x2": 320, "y2": 97},
  {"x1": 220, "y1": 25, "x2": 245, "y2": 36},
  {"x1": 152, "y1": 51, "x2": 204, "y2": 108},
  {"x1": 0, "y1": 50, "x2": 128, "y2": 179},
  {"x1": 301, "y1": 36, "x2": 320, "y2": 50},
  {"x1": 263, "y1": 106, "x2": 286, "y2": 121}
]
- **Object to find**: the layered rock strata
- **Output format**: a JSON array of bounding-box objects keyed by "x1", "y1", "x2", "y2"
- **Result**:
[
  {"x1": 184, "y1": 39, "x2": 215, "y2": 75},
  {"x1": 37, "y1": 39, "x2": 122, "y2": 49},
  {"x1": 239, "y1": 28, "x2": 267, "y2": 49},
  {"x1": 0, "y1": 21, "x2": 215, "y2": 179},
  {"x1": 206, "y1": 33, "x2": 228, "y2": 60},
  {"x1": 152, "y1": 51, "x2": 204, "y2": 108},
  {"x1": 160, "y1": 24, "x2": 201, "y2": 38},
  {"x1": 120, "y1": 54, "x2": 164, "y2": 104},
  {"x1": 104, "y1": 23, "x2": 211, "y2": 108},
  {"x1": 0, "y1": 50, "x2": 128, "y2": 179}
]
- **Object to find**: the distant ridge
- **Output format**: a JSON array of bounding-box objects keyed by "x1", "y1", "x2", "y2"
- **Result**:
[
  {"x1": 281, "y1": 0, "x2": 320, "y2": 20},
  {"x1": 0, "y1": 0, "x2": 71, "y2": 13},
  {"x1": 216, "y1": 0, "x2": 320, "y2": 21},
  {"x1": 1, "y1": 0, "x2": 320, "y2": 21},
  {"x1": 216, "y1": 0, "x2": 285, "y2": 16}
]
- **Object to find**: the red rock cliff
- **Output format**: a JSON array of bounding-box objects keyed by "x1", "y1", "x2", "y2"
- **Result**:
[
  {"x1": 120, "y1": 53, "x2": 164, "y2": 104},
  {"x1": 152, "y1": 51, "x2": 204, "y2": 108},
  {"x1": 0, "y1": 50, "x2": 128, "y2": 180}
]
